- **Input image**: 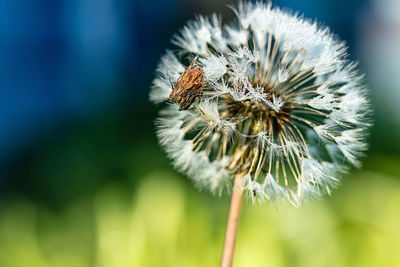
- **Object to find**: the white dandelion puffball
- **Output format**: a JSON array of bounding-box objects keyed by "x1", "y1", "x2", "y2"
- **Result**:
[{"x1": 150, "y1": 2, "x2": 371, "y2": 206}]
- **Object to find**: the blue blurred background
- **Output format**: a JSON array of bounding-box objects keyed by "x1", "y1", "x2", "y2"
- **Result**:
[{"x1": 0, "y1": 0, "x2": 400, "y2": 266}]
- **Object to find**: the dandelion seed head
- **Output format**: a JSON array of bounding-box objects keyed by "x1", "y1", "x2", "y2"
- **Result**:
[{"x1": 151, "y1": 2, "x2": 371, "y2": 206}]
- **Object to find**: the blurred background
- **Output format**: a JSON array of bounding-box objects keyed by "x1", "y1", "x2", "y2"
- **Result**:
[{"x1": 1, "y1": 0, "x2": 400, "y2": 266}]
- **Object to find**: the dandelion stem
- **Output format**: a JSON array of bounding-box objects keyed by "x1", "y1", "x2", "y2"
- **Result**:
[{"x1": 220, "y1": 175, "x2": 244, "y2": 267}]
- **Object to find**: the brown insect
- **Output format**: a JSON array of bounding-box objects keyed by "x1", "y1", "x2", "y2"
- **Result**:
[{"x1": 169, "y1": 58, "x2": 206, "y2": 110}]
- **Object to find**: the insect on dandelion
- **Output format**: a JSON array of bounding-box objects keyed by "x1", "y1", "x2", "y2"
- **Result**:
[{"x1": 150, "y1": 2, "x2": 371, "y2": 266}]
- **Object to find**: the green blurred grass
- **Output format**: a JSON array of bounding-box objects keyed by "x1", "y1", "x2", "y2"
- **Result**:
[{"x1": 1, "y1": 165, "x2": 400, "y2": 266}]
